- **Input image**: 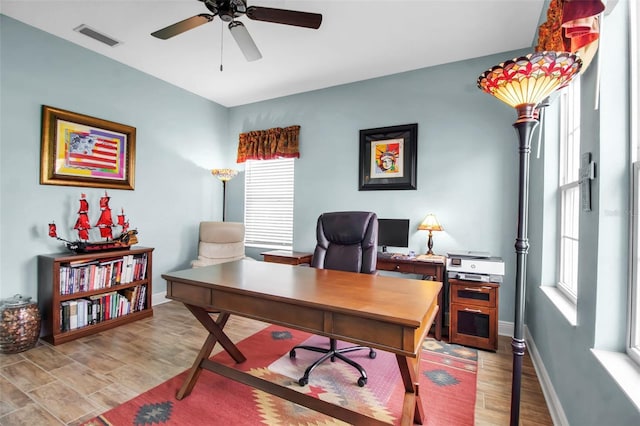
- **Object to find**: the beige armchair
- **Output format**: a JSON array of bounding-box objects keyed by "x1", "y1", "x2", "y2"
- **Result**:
[{"x1": 191, "y1": 221, "x2": 248, "y2": 268}]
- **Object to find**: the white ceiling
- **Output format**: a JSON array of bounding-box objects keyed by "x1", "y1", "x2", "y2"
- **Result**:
[{"x1": 1, "y1": 0, "x2": 545, "y2": 107}]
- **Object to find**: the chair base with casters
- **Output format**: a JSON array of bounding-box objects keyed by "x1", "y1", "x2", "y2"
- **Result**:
[{"x1": 289, "y1": 338, "x2": 376, "y2": 387}]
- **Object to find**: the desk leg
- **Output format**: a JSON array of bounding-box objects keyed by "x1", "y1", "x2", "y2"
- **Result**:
[
  {"x1": 176, "y1": 306, "x2": 246, "y2": 400},
  {"x1": 396, "y1": 353, "x2": 425, "y2": 425},
  {"x1": 435, "y1": 289, "x2": 443, "y2": 341},
  {"x1": 423, "y1": 275, "x2": 443, "y2": 341}
]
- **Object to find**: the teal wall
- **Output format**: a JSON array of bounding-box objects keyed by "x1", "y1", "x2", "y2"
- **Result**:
[
  {"x1": 0, "y1": 15, "x2": 230, "y2": 300},
  {"x1": 225, "y1": 51, "x2": 527, "y2": 325},
  {"x1": 2, "y1": 7, "x2": 639, "y2": 424},
  {"x1": 527, "y1": 3, "x2": 639, "y2": 424}
]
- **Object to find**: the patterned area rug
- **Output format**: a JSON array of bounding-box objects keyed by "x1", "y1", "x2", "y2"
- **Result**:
[{"x1": 82, "y1": 325, "x2": 477, "y2": 425}]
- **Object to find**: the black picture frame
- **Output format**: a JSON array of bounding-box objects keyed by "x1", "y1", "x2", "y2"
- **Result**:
[{"x1": 358, "y1": 123, "x2": 417, "y2": 191}]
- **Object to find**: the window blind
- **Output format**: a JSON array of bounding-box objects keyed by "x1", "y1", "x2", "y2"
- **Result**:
[{"x1": 244, "y1": 158, "x2": 294, "y2": 248}]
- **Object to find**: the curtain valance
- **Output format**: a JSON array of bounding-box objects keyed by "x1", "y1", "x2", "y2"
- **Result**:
[
  {"x1": 536, "y1": 0, "x2": 604, "y2": 72},
  {"x1": 236, "y1": 125, "x2": 300, "y2": 163}
]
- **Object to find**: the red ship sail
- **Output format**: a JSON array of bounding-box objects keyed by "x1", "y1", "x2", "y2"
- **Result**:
[
  {"x1": 95, "y1": 191, "x2": 114, "y2": 240},
  {"x1": 117, "y1": 208, "x2": 130, "y2": 232},
  {"x1": 48, "y1": 223, "x2": 57, "y2": 238},
  {"x1": 73, "y1": 193, "x2": 91, "y2": 241}
]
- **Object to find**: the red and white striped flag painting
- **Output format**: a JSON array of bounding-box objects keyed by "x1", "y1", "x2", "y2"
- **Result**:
[{"x1": 67, "y1": 132, "x2": 118, "y2": 171}]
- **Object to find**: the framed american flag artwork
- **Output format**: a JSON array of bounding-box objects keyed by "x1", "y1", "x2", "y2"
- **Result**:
[{"x1": 40, "y1": 105, "x2": 136, "y2": 190}]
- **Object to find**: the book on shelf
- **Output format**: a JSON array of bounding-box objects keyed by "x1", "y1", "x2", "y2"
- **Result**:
[
  {"x1": 59, "y1": 252, "x2": 149, "y2": 296},
  {"x1": 60, "y1": 301, "x2": 70, "y2": 332},
  {"x1": 78, "y1": 299, "x2": 91, "y2": 328},
  {"x1": 85, "y1": 299, "x2": 93, "y2": 325},
  {"x1": 77, "y1": 299, "x2": 85, "y2": 329},
  {"x1": 68, "y1": 258, "x2": 100, "y2": 268},
  {"x1": 138, "y1": 285, "x2": 147, "y2": 311},
  {"x1": 68, "y1": 300, "x2": 78, "y2": 330},
  {"x1": 140, "y1": 252, "x2": 148, "y2": 280},
  {"x1": 89, "y1": 294, "x2": 104, "y2": 322},
  {"x1": 91, "y1": 298, "x2": 101, "y2": 323},
  {"x1": 123, "y1": 254, "x2": 135, "y2": 284}
]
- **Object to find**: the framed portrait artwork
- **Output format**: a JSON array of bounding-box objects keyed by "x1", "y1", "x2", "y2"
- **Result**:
[
  {"x1": 40, "y1": 105, "x2": 136, "y2": 190},
  {"x1": 358, "y1": 123, "x2": 417, "y2": 190}
]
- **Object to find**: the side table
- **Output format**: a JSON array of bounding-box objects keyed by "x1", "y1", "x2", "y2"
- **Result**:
[
  {"x1": 261, "y1": 250, "x2": 313, "y2": 266},
  {"x1": 376, "y1": 253, "x2": 446, "y2": 340}
]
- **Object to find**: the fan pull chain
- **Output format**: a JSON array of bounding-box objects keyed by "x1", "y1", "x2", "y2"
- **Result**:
[{"x1": 220, "y1": 23, "x2": 224, "y2": 72}]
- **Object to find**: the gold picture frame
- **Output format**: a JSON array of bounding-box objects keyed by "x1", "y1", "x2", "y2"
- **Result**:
[{"x1": 40, "y1": 105, "x2": 136, "y2": 190}]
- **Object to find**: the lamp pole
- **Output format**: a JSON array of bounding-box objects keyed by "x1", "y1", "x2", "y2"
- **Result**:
[
  {"x1": 510, "y1": 104, "x2": 538, "y2": 425},
  {"x1": 476, "y1": 51, "x2": 581, "y2": 426},
  {"x1": 221, "y1": 179, "x2": 227, "y2": 222}
]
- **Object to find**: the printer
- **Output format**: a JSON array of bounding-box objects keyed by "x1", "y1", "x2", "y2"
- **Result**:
[{"x1": 446, "y1": 251, "x2": 505, "y2": 283}]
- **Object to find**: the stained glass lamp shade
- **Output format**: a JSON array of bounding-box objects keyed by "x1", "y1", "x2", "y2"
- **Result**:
[
  {"x1": 211, "y1": 168, "x2": 238, "y2": 221},
  {"x1": 477, "y1": 50, "x2": 581, "y2": 426},
  {"x1": 211, "y1": 168, "x2": 238, "y2": 182},
  {"x1": 477, "y1": 51, "x2": 582, "y2": 117}
]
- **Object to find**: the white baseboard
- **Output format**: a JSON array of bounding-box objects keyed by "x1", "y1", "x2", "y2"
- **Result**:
[
  {"x1": 498, "y1": 320, "x2": 514, "y2": 337},
  {"x1": 498, "y1": 321, "x2": 568, "y2": 426},
  {"x1": 152, "y1": 292, "x2": 171, "y2": 306}
]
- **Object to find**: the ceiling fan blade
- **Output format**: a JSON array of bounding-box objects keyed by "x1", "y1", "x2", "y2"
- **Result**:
[
  {"x1": 228, "y1": 21, "x2": 262, "y2": 62},
  {"x1": 151, "y1": 14, "x2": 214, "y2": 39},
  {"x1": 246, "y1": 6, "x2": 322, "y2": 29}
]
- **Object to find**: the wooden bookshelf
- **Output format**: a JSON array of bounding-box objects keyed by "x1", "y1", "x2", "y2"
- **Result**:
[{"x1": 38, "y1": 246, "x2": 154, "y2": 345}]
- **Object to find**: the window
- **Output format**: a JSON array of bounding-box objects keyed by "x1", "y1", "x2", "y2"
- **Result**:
[
  {"x1": 631, "y1": 164, "x2": 640, "y2": 364},
  {"x1": 629, "y1": 0, "x2": 640, "y2": 364},
  {"x1": 244, "y1": 158, "x2": 294, "y2": 249},
  {"x1": 557, "y1": 76, "x2": 581, "y2": 303}
]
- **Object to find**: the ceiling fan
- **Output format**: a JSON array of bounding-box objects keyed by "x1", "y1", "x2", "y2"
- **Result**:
[{"x1": 151, "y1": 0, "x2": 322, "y2": 62}]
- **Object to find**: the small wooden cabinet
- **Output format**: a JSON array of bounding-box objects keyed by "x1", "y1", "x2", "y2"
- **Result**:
[
  {"x1": 38, "y1": 246, "x2": 154, "y2": 345},
  {"x1": 449, "y1": 278, "x2": 499, "y2": 351}
]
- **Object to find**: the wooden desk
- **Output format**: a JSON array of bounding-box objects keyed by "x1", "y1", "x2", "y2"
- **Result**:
[
  {"x1": 162, "y1": 259, "x2": 441, "y2": 425},
  {"x1": 376, "y1": 254, "x2": 446, "y2": 341},
  {"x1": 261, "y1": 250, "x2": 313, "y2": 265}
]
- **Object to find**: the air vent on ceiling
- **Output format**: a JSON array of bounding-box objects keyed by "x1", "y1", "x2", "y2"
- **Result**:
[{"x1": 73, "y1": 25, "x2": 121, "y2": 47}]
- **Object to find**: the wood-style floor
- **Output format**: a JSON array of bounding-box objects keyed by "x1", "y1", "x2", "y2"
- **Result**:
[{"x1": 0, "y1": 301, "x2": 553, "y2": 425}]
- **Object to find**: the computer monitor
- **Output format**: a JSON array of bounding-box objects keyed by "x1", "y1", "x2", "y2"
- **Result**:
[{"x1": 377, "y1": 219, "x2": 410, "y2": 252}]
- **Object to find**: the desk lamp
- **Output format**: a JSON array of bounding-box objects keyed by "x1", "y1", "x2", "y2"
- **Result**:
[
  {"x1": 418, "y1": 213, "x2": 442, "y2": 255},
  {"x1": 211, "y1": 168, "x2": 238, "y2": 221},
  {"x1": 477, "y1": 51, "x2": 581, "y2": 425}
]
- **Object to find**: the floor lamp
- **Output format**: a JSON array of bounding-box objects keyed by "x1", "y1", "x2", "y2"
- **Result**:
[
  {"x1": 211, "y1": 168, "x2": 238, "y2": 221},
  {"x1": 477, "y1": 51, "x2": 582, "y2": 425}
]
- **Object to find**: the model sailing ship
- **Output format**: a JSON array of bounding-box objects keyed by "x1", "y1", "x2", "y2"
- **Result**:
[{"x1": 49, "y1": 192, "x2": 138, "y2": 253}]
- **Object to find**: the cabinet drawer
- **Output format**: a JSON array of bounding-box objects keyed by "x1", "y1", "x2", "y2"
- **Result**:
[
  {"x1": 378, "y1": 261, "x2": 414, "y2": 273},
  {"x1": 391, "y1": 263, "x2": 415, "y2": 273},
  {"x1": 450, "y1": 282, "x2": 497, "y2": 308},
  {"x1": 449, "y1": 304, "x2": 497, "y2": 351}
]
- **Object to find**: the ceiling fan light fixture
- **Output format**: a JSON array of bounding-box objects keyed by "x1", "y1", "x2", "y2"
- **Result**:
[
  {"x1": 228, "y1": 21, "x2": 262, "y2": 61},
  {"x1": 151, "y1": 0, "x2": 321, "y2": 62}
]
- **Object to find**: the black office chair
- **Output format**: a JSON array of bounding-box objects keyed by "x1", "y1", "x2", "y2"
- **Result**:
[{"x1": 289, "y1": 211, "x2": 378, "y2": 387}]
